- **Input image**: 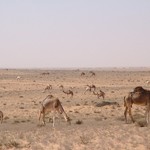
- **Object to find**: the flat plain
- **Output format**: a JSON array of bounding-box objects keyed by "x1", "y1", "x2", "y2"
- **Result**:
[{"x1": 0, "y1": 68, "x2": 150, "y2": 150}]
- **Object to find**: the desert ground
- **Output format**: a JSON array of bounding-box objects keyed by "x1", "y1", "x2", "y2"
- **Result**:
[{"x1": 0, "y1": 68, "x2": 150, "y2": 150}]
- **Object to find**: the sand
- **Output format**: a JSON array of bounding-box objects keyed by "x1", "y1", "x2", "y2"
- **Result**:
[{"x1": 0, "y1": 68, "x2": 150, "y2": 150}]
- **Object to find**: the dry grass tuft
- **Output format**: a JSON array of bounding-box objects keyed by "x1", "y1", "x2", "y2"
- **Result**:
[
  {"x1": 75, "y1": 120, "x2": 83, "y2": 125},
  {"x1": 135, "y1": 121, "x2": 147, "y2": 127}
]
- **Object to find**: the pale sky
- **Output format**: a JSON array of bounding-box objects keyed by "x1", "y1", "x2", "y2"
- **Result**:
[{"x1": 0, "y1": 1, "x2": 150, "y2": 68}]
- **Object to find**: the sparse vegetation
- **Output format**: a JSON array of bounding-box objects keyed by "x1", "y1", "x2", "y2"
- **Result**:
[
  {"x1": 0, "y1": 69, "x2": 149, "y2": 149},
  {"x1": 75, "y1": 120, "x2": 83, "y2": 125}
]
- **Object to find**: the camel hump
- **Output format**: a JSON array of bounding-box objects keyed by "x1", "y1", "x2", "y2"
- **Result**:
[{"x1": 133, "y1": 86, "x2": 145, "y2": 93}]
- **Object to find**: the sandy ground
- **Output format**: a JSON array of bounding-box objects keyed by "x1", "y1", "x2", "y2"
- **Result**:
[{"x1": 0, "y1": 68, "x2": 150, "y2": 150}]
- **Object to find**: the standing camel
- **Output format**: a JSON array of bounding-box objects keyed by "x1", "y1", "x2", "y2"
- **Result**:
[
  {"x1": 43, "y1": 84, "x2": 52, "y2": 92},
  {"x1": 89, "y1": 71, "x2": 96, "y2": 77},
  {"x1": 93, "y1": 90, "x2": 105, "y2": 99},
  {"x1": 84, "y1": 84, "x2": 96, "y2": 94},
  {"x1": 61, "y1": 86, "x2": 73, "y2": 98},
  {"x1": 124, "y1": 86, "x2": 150, "y2": 124},
  {"x1": 39, "y1": 95, "x2": 70, "y2": 126},
  {"x1": 80, "y1": 72, "x2": 85, "y2": 76}
]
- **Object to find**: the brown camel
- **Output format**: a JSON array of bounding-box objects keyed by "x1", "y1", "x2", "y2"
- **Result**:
[
  {"x1": 89, "y1": 71, "x2": 96, "y2": 77},
  {"x1": 62, "y1": 89, "x2": 73, "y2": 98},
  {"x1": 91, "y1": 84, "x2": 96, "y2": 91},
  {"x1": 93, "y1": 90, "x2": 105, "y2": 99},
  {"x1": 60, "y1": 86, "x2": 73, "y2": 98},
  {"x1": 80, "y1": 72, "x2": 85, "y2": 76},
  {"x1": 39, "y1": 95, "x2": 70, "y2": 126},
  {"x1": 124, "y1": 86, "x2": 150, "y2": 124}
]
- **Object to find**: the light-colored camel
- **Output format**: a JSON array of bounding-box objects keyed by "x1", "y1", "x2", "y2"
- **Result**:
[
  {"x1": 146, "y1": 80, "x2": 150, "y2": 85},
  {"x1": 124, "y1": 86, "x2": 150, "y2": 124},
  {"x1": 59, "y1": 85, "x2": 64, "y2": 89},
  {"x1": 84, "y1": 84, "x2": 96, "y2": 94},
  {"x1": 0, "y1": 111, "x2": 3, "y2": 124},
  {"x1": 39, "y1": 95, "x2": 70, "y2": 127},
  {"x1": 16, "y1": 76, "x2": 21, "y2": 80},
  {"x1": 43, "y1": 84, "x2": 52, "y2": 92}
]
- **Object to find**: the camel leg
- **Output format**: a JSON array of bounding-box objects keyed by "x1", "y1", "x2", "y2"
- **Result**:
[
  {"x1": 146, "y1": 111, "x2": 149, "y2": 125},
  {"x1": 39, "y1": 111, "x2": 42, "y2": 123},
  {"x1": 129, "y1": 107, "x2": 135, "y2": 123},
  {"x1": 52, "y1": 116, "x2": 55, "y2": 128},
  {"x1": 148, "y1": 111, "x2": 150, "y2": 124},
  {"x1": 124, "y1": 107, "x2": 128, "y2": 123},
  {"x1": 42, "y1": 111, "x2": 46, "y2": 125},
  {"x1": 146, "y1": 106, "x2": 150, "y2": 125}
]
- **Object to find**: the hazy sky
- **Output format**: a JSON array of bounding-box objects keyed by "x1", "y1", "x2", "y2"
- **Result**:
[{"x1": 0, "y1": 1, "x2": 150, "y2": 68}]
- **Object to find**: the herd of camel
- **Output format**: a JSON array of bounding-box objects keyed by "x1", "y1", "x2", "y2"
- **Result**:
[
  {"x1": 39, "y1": 84, "x2": 150, "y2": 127},
  {"x1": 0, "y1": 74, "x2": 150, "y2": 127}
]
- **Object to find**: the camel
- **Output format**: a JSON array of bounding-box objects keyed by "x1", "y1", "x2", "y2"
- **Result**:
[
  {"x1": 43, "y1": 84, "x2": 52, "y2": 92},
  {"x1": 62, "y1": 89, "x2": 73, "y2": 98},
  {"x1": 124, "y1": 86, "x2": 150, "y2": 124},
  {"x1": 61, "y1": 86, "x2": 73, "y2": 98},
  {"x1": 91, "y1": 84, "x2": 96, "y2": 91},
  {"x1": 84, "y1": 85, "x2": 92, "y2": 94},
  {"x1": 80, "y1": 72, "x2": 85, "y2": 76},
  {"x1": 93, "y1": 90, "x2": 105, "y2": 99},
  {"x1": 59, "y1": 85, "x2": 64, "y2": 89},
  {"x1": 146, "y1": 80, "x2": 150, "y2": 85},
  {"x1": 39, "y1": 95, "x2": 70, "y2": 126},
  {"x1": 0, "y1": 111, "x2": 3, "y2": 124},
  {"x1": 16, "y1": 76, "x2": 21, "y2": 80},
  {"x1": 84, "y1": 84, "x2": 96, "y2": 94},
  {"x1": 89, "y1": 71, "x2": 96, "y2": 77}
]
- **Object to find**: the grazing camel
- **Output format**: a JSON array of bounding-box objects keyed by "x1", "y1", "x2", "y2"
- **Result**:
[
  {"x1": 59, "y1": 85, "x2": 64, "y2": 89},
  {"x1": 43, "y1": 84, "x2": 52, "y2": 92},
  {"x1": 84, "y1": 85, "x2": 96, "y2": 94},
  {"x1": 93, "y1": 90, "x2": 105, "y2": 99},
  {"x1": 80, "y1": 72, "x2": 85, "y2": 76},
  {"x1": 146, "y1": 80, "x2": 150, "y2": 85},
  {"x1": 60, "y1": 86, "x2": 73, "y2": 98},
  {"x1": 16, "y1": 76, "x2": 21, "y2": 80},
  {"x1": 89, "y1": 71, "x2": 96, "y2": 77},
  {"x1": 91, "y1": 84, "x2": 96, "y2": 91},
  {"x1": 39, "y1": 95, "x2": 70, "y2": 126},
  {"x1": 0, "y1": 111, "x2": 3, "y2": 124},
  {"x1": 84, "y1": 85, "x2": 92, "y2": 94},
  {"x1": 62, "y1": 89, "x2": 73, "y2": 98},
  {"x1": 124, "y1": 86, "x2": 150, "y2": 124}
]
